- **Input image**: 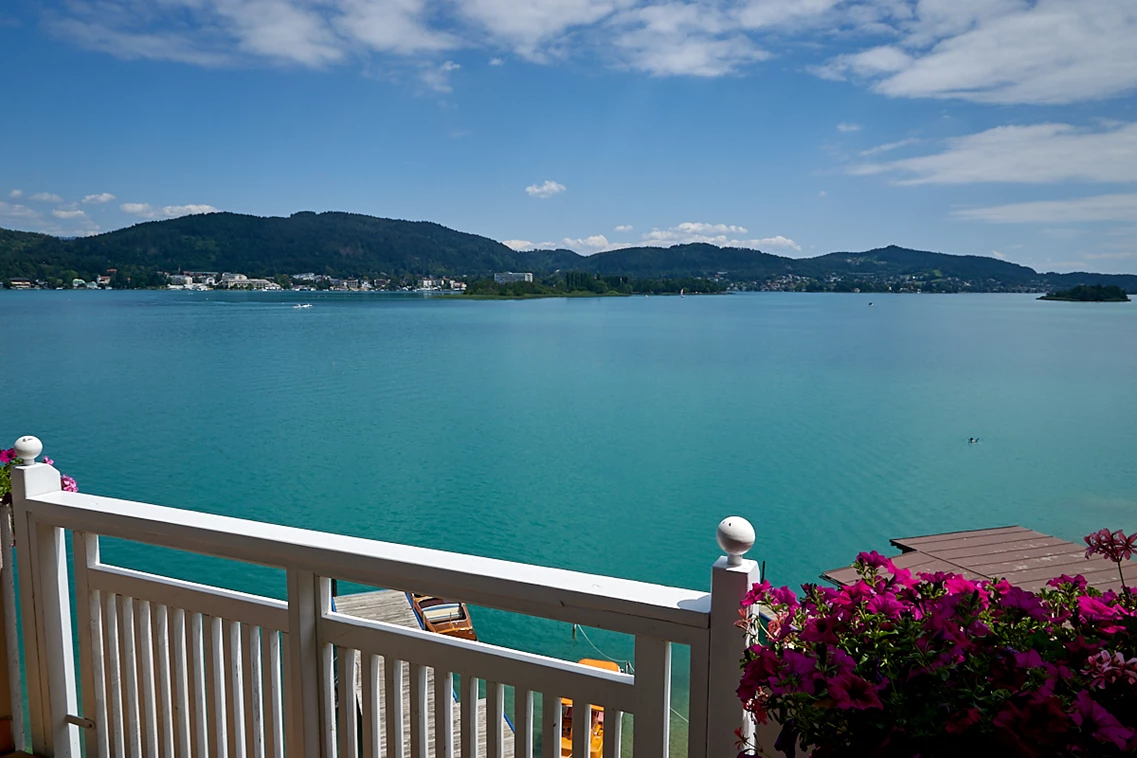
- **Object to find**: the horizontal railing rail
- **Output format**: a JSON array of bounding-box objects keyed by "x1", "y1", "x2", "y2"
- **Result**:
[{"x1": 3, "y1": 435, "x2": 759, "y2": 758}]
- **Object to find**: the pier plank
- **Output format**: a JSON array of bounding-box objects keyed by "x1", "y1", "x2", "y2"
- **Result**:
[{"x1": 334, "y1": 590, "x2": 515, "y2": 758}]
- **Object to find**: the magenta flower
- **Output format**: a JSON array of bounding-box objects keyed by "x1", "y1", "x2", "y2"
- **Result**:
[
  {"x1": 0, "y1": 448, "x2": 14, "y2": 464},
  {"x1": 1070, "y1": 690, "x2": 1134, "y2": 749},
  {"x1": 1085, "y1": 528, "x2": 1137, "y2": 563},
  {"x1": 42, "y1": 456, "x2": 53, "y2": 465},
  {"x1": 60, "y1": 474, "x2": 78, "y2": 493},
  {"x1": 827, "y1": 672, "x2": 882, "y2": 710}
]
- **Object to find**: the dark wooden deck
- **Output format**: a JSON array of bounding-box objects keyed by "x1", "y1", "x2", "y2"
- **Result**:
[{"x1": 823, "y1": 526, "x2": 1137, "y2": 592}]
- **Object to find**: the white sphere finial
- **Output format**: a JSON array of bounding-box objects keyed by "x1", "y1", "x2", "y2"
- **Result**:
[
  {"x1": 14, "y1": 435, "x2": 43, "y2": 464},
  {"x1": 717, "y1": 516, "x2": 755, "y2": 566}
]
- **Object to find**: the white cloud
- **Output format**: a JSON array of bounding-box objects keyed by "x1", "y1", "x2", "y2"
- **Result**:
[
  {"x1": 52, "y1": 209, "x2": 88, "y2": 219},
  {"x1": 525, "y1": 180, "x2": 566, "y2": 198},
  {"x1": 859, "y1": 137, "x2": 920, "y2": 156},
  {"x1": 614, "y1": 224, "x2": 633, "y2": 232},
  {"x1": 814, "y1": 0, "x2": 1137, "y2": 105},
  {"x1": 82, "y1": 192, "x2": 117, "y2": 204},
  {"x1": 0, "y1": 201, "x2": 41, "y2": 220},
  {"x1": 641, "y1": 222, "x2": 801, "y2": 251},
  {"x1": 990, "y1": 250, "x2": 1007, "y2": 259},
  {"x1": 8, "y1": 189, "x2": 22, "y2": 199},
  {"x1": 562, "y1": 234, "x2": 612, "y2": 251},
  {"x1": 488, "y1": 57, "x2": 504, "y2": 66},
  {"x1": 30, "y1": 192, "x2": 64, "y2": 203},
  {"x1": 502, "y1": 239, "x2": 534, "y2": 250},
  {"x1": 38, "y1": 0, "x2": 1137, "y2": 103},
  {"x1": 851, "y1": 122, "x2": 1137, "y2": 185},
  {"x1": 121, "y1": 202, "x2": 219, "y2": 218},
  {"x1": 836, "y1": 122, "x2": 862, "y2": 132},
  {"x1": 954, "y1": 193, "x2": 1137, "y2": 224},
  {"x1": 421, "y1": 60, "x2": 460, "y2": 92}
]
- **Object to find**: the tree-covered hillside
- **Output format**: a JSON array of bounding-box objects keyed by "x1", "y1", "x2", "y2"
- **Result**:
[{"x1": 3, "y1": 212, "x2": 1136, "y2": 292}]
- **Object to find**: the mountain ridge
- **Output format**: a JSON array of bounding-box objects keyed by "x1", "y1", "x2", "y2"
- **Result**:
[{"x1": 2, "y1": 212, "x2": 1135, "y2": 292}]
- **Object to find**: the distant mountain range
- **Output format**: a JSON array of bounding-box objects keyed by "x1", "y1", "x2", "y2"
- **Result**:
[{"x1": 2, "y1": 211, "x2": 1135, "y2": 292}]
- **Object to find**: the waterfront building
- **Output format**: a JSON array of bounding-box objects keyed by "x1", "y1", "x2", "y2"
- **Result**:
[{"x1": 494, "y1": 272, "x2": 534, "y2": 284}]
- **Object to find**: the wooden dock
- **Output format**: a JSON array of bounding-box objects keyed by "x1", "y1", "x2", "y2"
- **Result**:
[
  {"x1": 823, "y1": 525, "x2": 1137, "y2": 592},
  {"x1": 333, "y1": 590, "x2": 516, "y2": 758}
]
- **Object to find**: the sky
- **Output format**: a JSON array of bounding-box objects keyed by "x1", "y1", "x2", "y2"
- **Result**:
[{"x1": 2, "y1": 0, "x2": 1136, "y2": 273}]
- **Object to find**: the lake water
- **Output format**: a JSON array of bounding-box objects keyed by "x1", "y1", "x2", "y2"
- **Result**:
[{"x1": 4, "y1": 290, "x2": 1136, "y2": 741}]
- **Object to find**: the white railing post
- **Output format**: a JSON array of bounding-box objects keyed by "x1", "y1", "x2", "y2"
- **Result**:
[
  {"x1": 1, "y1": 496, "x2": 25, "y2": 753},
  {"x1": 11, "y1": 435, "x2": 81, "y2": 757},
  {"x1": 704, "y1": 517, "x2": 758, "y2": 758},
  {"x1": 286, "y1": 569, "x2": 330, "y2": 756}
]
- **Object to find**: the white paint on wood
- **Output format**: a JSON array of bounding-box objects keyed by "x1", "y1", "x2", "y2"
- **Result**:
[
  {"x1": 22, "y1": 490, "x2": 709, "y2": 641},
  {"x1": 386, "y1": 658, "x2": 407, "y2": 758},
  {"x1": 361, "y1": 654, "x2": 380, "y2": 758},
  {"x1": 462, "y1": 675, "x2": 478, "y2": 758},
  {"x1": 705, "y1": 557, "x2": 759, "y2": 758},
  {"x1": 190, "y1": 612, "x2": 207, "y2": 758},
  {"x1": 602, "y1": 710, "x2": 621, "y2": 758},
  {"x1": 410, "y1": 663, "x2": 428, "y2": 758},
  {"x1": 137, "y1": 600, "x2": 160, "y2": 758},
  {"x1": 104, "y1": 594, "x2": 127, "y2": 758},
  {"x1": 0, "y1": 502, "x2": 26, "y2": 753},
  {"x1": 513, "y1": 690, "x2": 532, "y2": 758},
  {"x1": 226, "y1": 620, "x2": 244, "y2": 758},
  {"x1": 207, "y1": 615, "x2": 228, "y2": 758},
  {"x1": 72, "y1": 532, "x2": 105, "y2": 758},
  {"x1": 264, "y1": 630, "x2": 284, "y2": 758},
  {"x1": 540, "y1": 693, "x2": 560, "y2": 758},
  {"x1": 171, "y1": 608, "x2": 192, "y2": 758},
  {"x1": 339, "y1": 647, "x2": 360, "y2": 758},
  {"x1": 245, "y1": 625, "x2": 264, "y2": 758},
  {"x1": 487, "y1": 683, "x2": 504, "y2": 758},
  {"x1": 121, "y1": 597, "x2": 144, "y2": 758},
  {"x1": 322, "y1": 613, "x2": 635, "y2": 713},
  {"x1": 633, "y1": 636, "x2": 672, "y2": 758},
  {"x1": 434, "y1": 669, "x2": 454, "y2": 758},
  {"x1": 284, "y1": 570, "x2": 322, "y2": 757},
  {"x1": 156, "y1": 605, "x2": 177, "y2": 758}
]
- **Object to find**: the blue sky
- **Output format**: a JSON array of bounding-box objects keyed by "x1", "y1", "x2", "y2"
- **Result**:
[{"x1": 2, "y1": 0, "x2": 1136, "y2": 273}]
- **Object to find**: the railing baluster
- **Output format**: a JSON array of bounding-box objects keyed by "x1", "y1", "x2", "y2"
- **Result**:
[
  {"x1": 190, "y1": 612, "x2": 207, "y2": 758},
  {"x1": 434, "y1": 670, "x2": 454, "y2": 758},
  {"x1": 280, "y1": 632, "x2": 296, "y2": 753},
  {"x1": 156, "y1": 605, "x2": 176, "y2": 758},
  {"x1": 263, "y1": 629, "x2": 283, "y2": 758},
  {"x1": 602, "y1": 708, "x2": 622, "y2": 758},
  {"x1": 226, "y1": 620, "x2": 244, "y2": 758},
  {"x1": 122, "y1": 597, "x2": 144, "y2": 758},
  {"x1": 571, "y1": 697, "x2": 589, "y2": 758},
  {"x1": 171, "y1": 608, "x2": 192, "y2": 758},
  {"x1": 73, "y1": 532, "x2": 108, "y2": 758},
  {"x1": 243, "y1": 625, "x2": 263, "y2": 758},
  {"x1": 384, "y1": 658, "x2": 405, "y2": 758},
  {"x1": 633, "y1": 636, "x2": 672, "y2": 758},
  {"x1": 409, "y1": 663, "x2": 427, "y2": 758},
  {"x1": 462, "y1": 675, "x2": 479, "y2": 758},
  {"x1": 361, "y1": 653, "x2": 379, "y2": 758},
  {"x1": 340, "y1": 647, "x2": 361, "y2": 758},
  {"x1": 138, "y1": 600, "x2": 160, "y2": 758},
  {"x1": 321, "y1": 636, "x2": 336, "y2": 757},
  {"x1": 206, "y1": 615, "x2": 227, "y2": 758},
  {"x1": 540, "y1": 693, "x2": 560, "y2": 758},
  {"x1": 487, "y1": 682, "x2": 504, "y2": 758},
  {"x1": 105, "y1": 594, "x2": 126, "y2": 758},
  {"x1": 513, "y1": 689, "x2": 533, "y2": 758}
]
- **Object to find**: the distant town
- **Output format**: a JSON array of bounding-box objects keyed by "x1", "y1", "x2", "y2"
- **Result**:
[{"x1": 2, "y1": 270, "x2": 546, "y2": 293}]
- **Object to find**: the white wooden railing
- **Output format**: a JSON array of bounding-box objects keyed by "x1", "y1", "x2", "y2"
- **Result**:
[{"x1": 2, "y1": 435, "x2": 759, "y2": 758}]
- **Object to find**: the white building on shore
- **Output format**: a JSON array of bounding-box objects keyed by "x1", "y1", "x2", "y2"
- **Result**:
[{"x1": 494, "y1": 272, "x2": 533, "y2": 284}]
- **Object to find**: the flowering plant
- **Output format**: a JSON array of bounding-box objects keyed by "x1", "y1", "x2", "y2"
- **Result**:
[
  {"x1": 1, "y1": 447, "x2": 77, "y2": 506},
  {"x1": 738, "y1": 538, "x2": 1137, "y2": 757}
]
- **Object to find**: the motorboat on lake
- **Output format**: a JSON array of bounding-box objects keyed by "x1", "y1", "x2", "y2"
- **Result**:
[
  {"x1": 561, "y1": 659, "x2": 621, "y2": 758},
  {"x1": 408, "y1": 593, "x2": 477, "y2": 640},
  {"x1": 293, "y1": 303, "x2": 312, "y2": 309}
]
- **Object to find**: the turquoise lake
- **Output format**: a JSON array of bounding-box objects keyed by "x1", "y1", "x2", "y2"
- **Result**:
[{"x1": 3, "y1": 290, "x2": 1136, "y2": 738}]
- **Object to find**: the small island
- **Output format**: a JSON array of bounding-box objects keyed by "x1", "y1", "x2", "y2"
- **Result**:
[{"x1": 1038, "y1": 284, "x2": 1131, "y2": 302}]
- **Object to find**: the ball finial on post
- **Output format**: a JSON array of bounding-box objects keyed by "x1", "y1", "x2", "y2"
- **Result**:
[
  {"x1": 14, "y1": 435, "x2": 43, "y2": 464},
  {"x1": 717, "y1": 516, "x2": 755, "y2": 567}
]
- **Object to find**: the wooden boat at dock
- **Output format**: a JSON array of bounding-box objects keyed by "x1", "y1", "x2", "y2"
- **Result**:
[
  {"x1": 407, "y1": 592, "x2": 478, "y2": 640},
  {"x1": 561, "y1": 659, "x2": 621, "y2": 758}
]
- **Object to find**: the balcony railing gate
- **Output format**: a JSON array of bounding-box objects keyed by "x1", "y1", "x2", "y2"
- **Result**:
[{"x1": 2, "y1": 436, "x2": 758, "y2": 758}]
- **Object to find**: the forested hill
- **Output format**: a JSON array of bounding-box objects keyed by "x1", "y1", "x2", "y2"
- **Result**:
[{"x1": 2, "y1": 212, "x2": 1136, "y2": 292}]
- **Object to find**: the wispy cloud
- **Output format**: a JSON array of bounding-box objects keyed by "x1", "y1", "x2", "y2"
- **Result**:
[
  {"x1": 614, "y1": 224, "x2": 633, "y2": 232},
  {"x1": 641, "y1": 222, "x2": 800, "y2": 251},
  {"x1": 859, "y1": 137, "x2": 920, "y2": 157},
  {"x1": 502, "y1": 239, "x2": 533, "y2": 250},
  {"x1": 29, "y1": 192, "x2": 64, "y2": 203},
  {"x1": 0, "y1": 201, "x2": 41, "y2": 220},
  {"x1": 8, "y1": 189, "x2": 22, "y2": 199},
  {"x1": 421, "y1": 60, "x2": 460, "y2": 92},
  {"x1": 82, "y1": 192, "x2": 117, "y2": 204},
  {"x1": 836, "y1": 122, "x2": 862, "y2": 133},
  {"x1": 851, "y1": 122, "x2": 1137, "y2": 185},
  {"x1": 121, "y1": 202, "x2": 219, "y2": 218},
  {"x1": 52, "y1": 209, "x2": 88, "y2": 219},
  {"x1": 954, "y1": 193, "x2": 1137, "y2": 224},
  {"x1": 525, "y1": 180, "x2": 566, "y2": 198}
]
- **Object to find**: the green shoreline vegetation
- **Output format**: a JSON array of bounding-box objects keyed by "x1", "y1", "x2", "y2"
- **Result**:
[
  {"x1": 1038, "y1": 284, "x2": 1131, "y2": 302},
  {"x1": 462, "y1": 272, "x2": 726, "y2": 299}
]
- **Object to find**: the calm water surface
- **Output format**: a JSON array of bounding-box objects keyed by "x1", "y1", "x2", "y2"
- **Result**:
[{"x1": 4, "y1": 290, "x2": 1136, "y2": 731}]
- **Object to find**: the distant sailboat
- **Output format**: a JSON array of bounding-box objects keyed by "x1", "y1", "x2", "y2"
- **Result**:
[{"x1": 680, "y1": 288, "x2": 685, "y2": 298}]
